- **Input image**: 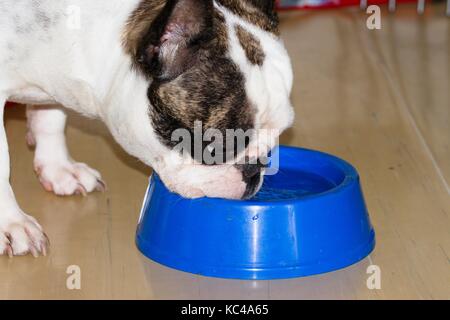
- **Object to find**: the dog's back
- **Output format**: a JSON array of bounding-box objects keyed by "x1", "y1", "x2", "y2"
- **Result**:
[{"x1": 0, "y1": 0, "x2": 140, "y2": 112}]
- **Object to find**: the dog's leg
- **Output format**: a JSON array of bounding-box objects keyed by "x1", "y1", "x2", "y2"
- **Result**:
[
  {"x1": 26, "y1": 105, "x2": 105, "y2": 196},
  {"x1": 0, "y1": 97, "x2": 48, "y2": 256}
]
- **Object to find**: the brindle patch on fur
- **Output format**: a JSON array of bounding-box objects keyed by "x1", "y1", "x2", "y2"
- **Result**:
[
  {"x1": 234, "y1": 25, "x2": 265, "y2": 66},
  {"x1": 216, "y1": 0, "x2": 279, "y2": 35}
]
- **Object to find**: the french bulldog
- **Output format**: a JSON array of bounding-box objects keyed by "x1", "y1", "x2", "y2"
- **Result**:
[{"x1": 0, "y1": 0, "x2": 294, "y2": 256}]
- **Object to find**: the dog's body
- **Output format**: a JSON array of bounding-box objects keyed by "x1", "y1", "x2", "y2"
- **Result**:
[{"x1": 0, "y1": 0, "x2": 294, "y2": 256}]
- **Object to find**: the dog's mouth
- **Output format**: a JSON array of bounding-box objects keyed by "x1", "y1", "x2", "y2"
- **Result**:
[{"x1": 156, "y1": 161, "x2": 265, "y2": 200}]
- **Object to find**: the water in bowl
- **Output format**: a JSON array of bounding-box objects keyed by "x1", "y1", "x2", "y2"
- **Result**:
[{"x1": 251, "y1": 169, "x2": 337, "y2": 201}]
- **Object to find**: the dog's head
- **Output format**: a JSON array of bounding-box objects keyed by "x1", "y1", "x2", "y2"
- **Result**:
[{"x1": 123, "y1": 0, "x2": 293, "y2": 199}]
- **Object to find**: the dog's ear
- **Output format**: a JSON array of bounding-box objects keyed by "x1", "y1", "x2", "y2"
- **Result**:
[{"x1": 138, "y1": 0, "x2": 213, "y2": 81}]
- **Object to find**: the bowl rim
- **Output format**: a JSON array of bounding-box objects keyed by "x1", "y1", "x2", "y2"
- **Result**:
[{"x1": 152, "y1": 145, "x2": 360, "y2": 207}]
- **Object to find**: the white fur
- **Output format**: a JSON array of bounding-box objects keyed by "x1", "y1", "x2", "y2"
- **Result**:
[{"x1": 0, "y1": 0, "x2": 294, "y2": 256}]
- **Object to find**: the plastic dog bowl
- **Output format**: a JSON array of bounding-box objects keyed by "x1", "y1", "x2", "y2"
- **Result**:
[{"x1": 136, "y1": 146, "x2": 375, "y2": 280}]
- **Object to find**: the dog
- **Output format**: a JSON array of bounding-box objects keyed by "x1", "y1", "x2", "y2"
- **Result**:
[{"x1": 0, "y1": 0, "x2": 294, "y2": 256}]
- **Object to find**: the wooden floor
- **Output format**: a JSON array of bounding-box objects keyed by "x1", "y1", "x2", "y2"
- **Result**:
[{"x1": 1, "y1": 4, "x2": 449, "y2": 299}]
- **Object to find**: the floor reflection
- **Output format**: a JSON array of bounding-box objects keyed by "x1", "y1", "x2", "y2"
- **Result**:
[{"x1": 140, "y1": 255, "x2": 375, "y2": 300}]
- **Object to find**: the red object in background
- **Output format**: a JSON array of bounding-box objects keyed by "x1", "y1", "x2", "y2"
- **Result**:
[{"x1": 276, "y1": 0, "x2": 419, "y2": 10}]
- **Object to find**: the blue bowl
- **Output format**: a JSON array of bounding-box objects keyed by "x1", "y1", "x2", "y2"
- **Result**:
[{"x1": 136, "y1": 146, "x2": 375, "y2": 280}]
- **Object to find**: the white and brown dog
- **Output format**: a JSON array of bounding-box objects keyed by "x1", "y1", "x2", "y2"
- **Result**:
[{"x1": 0, "y1": 0, "x2": 293, "y2": 256}]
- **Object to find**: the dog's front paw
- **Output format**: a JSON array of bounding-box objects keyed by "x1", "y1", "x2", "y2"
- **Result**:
[
  {"x1": 0, "y1": 213, "x2": 49, "y2": 257},
  {"x1": 34, "y1": 161, "x2": 106, "y2": 196}
]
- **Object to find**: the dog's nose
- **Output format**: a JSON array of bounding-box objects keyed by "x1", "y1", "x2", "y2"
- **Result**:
[
  {"x1": 241, "y1": 163, "x2": 261, "y2": 179},
  {"x1": 235, "y1": 157, "x2": 267, "y2": 181},
  {"x1": 235, "y1": 158, "x2": 267, "y2": 199}
]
